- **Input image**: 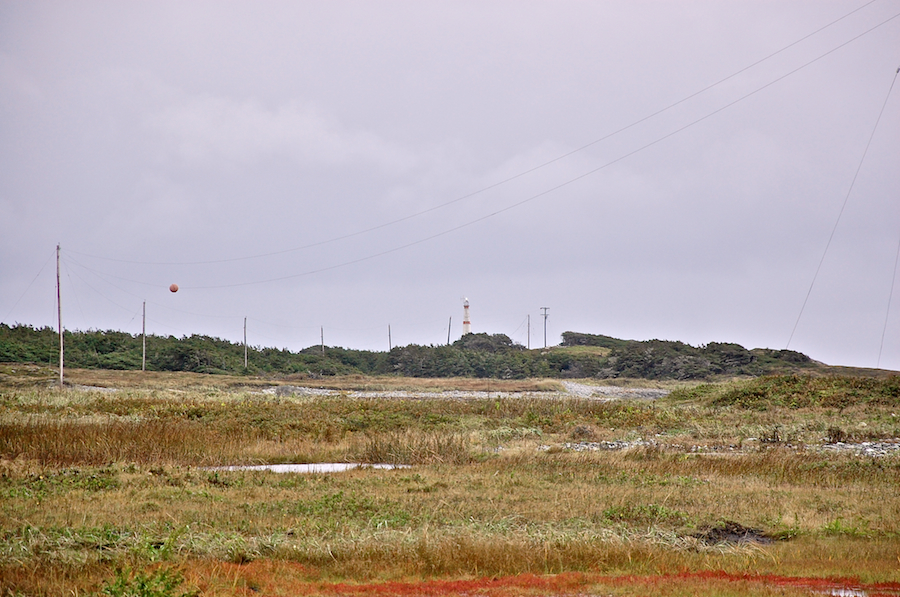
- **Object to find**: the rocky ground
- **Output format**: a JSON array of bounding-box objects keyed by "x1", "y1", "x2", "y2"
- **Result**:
[
  {"x1": 561, "y1": 381, "x2": 670, "y2": 400},
  {"x1": 264, "y1": 383, "x2": 899, "y2": 459},
  {"x1": 264, "y1": 380, "x2": 669, "y2": 401},
  {"x1": 541, "y1": 438, "x2": 900, "y2": 458}
]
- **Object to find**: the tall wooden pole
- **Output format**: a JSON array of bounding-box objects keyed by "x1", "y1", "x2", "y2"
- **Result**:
[
  {"x1": 56, "y1": 244, "x2": 63, "y2": 388},
  {"x1": 527, "y1": 314, "x2": 530, "y2": 350},
  {"x1": 388, "y1": 325, "x2": 392, "y2": 351},
  {"x1": 321, "y1": 326, "x2": 324, "y2": 354},
  {"x1": 541, "y1": 307, "x2": 549, "y2": 349},
  {"x1": 142, "y1": 301, "x2": 146, "y2": 371},
  {"x1": 447, "y1": 317, "x2": 452, "y2": 345},
  {"x1": 243, "y1": 317, "x2": 248, "y2": 369}
]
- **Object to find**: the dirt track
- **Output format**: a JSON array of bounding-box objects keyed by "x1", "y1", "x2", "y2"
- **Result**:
[{"x1": 264, "y1": 380, "x2": 669, "y2": 401}]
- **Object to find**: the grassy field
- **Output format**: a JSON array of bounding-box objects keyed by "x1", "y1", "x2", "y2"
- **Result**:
[{"x1": 1, "y1": 366, "x2": 899, "y2": 596}]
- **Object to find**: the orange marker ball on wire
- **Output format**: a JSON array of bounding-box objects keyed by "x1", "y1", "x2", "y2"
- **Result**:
[{"x1": 169, "y1": 284, "x2": 179, "y2": 293}]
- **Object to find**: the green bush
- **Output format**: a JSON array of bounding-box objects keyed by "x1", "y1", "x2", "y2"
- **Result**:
[
  {"x1": 98, "y1": 567, "x2": 195, "y2": 597},
  {"x1": 671, "y1": 374, "x2": 900, "y2": 410},
  {"x1": 0, "y1": 324, "x2": 817, "y2": 381}
]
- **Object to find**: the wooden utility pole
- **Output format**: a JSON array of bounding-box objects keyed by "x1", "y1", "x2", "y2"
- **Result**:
[
  {"x1": 541, "y1": 307, "x2": 549, "y2": 349},
  {"x1": 527, "y1": 314, "x2": 530, "y2": 349},
  {"x1": 447, "y1": 317, "x2": 452, "y2": 345},
  {"x1": 142, "y1": 301, "x2": 146, "y2": 371},
  {"x1": 321, "y1": 326, "x2": 324, "y2": 354},
  {"x1": 57, "y1": 244, "x2": 63, "y2": 388},
  {"x1": 388, "y1": 325, "x2": 392, "y2": 351},
  {"x1": 243, "y1": 317, "x2": 248, "y2": 369}
]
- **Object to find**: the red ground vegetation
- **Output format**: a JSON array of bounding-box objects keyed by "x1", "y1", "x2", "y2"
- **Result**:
[{"x1": 182, "y1": 562, "x2": 900, "y2": 597}]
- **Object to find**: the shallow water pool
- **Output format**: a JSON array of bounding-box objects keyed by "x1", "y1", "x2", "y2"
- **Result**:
[{"x1": 207, "y1": 463, "x2": 408, "y2": 474}]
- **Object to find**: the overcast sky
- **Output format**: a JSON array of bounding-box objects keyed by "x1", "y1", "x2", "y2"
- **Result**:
[{"x1": 2, "y1": 1, "x2": 899, "y2": 370}]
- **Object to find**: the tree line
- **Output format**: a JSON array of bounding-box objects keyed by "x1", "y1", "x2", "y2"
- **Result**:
[{"x1": 0, "y1": 324, "x2": 812, "y2": 380}]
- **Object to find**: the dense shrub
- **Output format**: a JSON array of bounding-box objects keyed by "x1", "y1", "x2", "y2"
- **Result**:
[
  {"x1": 671, "y1": 374, "x2": 900, "y2": 409},
  {"x1": 0, "y1": 324, "x2": 813, "y2": 380}
]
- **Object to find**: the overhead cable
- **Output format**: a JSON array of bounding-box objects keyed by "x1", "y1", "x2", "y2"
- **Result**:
[
  {"x1": 188, "y1": 11, "x2": 900, "y2": 290},
  {"x1": 67, "y1": 0, "x2": 887, "y2": 267},
  {"x1": 786, "y1": 65, "x2": 899, "y2": 349}
]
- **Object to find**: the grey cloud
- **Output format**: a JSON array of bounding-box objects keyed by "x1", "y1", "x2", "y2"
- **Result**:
[
  {"x1": 1, "y1": 1, "x2": 898, "y2": 370},
  {"x1": 152, "y1": 96, "x2": 421, "y2": 172}
]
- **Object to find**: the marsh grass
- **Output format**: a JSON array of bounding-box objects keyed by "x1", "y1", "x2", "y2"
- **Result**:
[
  {"x1": 356, "y1": 430, "x2": 475, "y2": 465},
  {"x1": 0, "y1": 418, "x2": 246, "y2": 466},
  {"x1": 672, "y1": 374, "x2": 900, "y2": 410},
  {"x1": 279, "y1": 374, "x2": 566, "y2": 393},
  {"x1": 0, "y1": 390, "x2": 697, "y2": 467},
  {"x1": 2, "y1": 372, "x2": 900, "y2": 595}
]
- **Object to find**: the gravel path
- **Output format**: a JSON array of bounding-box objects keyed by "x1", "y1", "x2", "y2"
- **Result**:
[
  {"x1": 264, "y1": 385, "x2": 536, "y2": 400},
  {"x1": 263, "y1": 382, "x2": 669, "y2": 401}
]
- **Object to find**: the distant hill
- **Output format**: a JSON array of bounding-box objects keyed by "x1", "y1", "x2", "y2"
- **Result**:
[
  {"x1": 559, "y1": 331, "x2": 813, "y2": 379},
  {"x1": 0, "y1": 323, "x2": 831, "y2": 380}
]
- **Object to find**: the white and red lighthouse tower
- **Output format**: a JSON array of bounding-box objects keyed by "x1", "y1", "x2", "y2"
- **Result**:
[{"x1": 462, "y1": 298, "x2": 471, "y2": 335}]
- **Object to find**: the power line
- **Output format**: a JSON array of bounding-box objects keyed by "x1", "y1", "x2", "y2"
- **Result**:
[
  {"x1": 878, "y1": 224, "x2": 900, "y2": 369},
  {"x1": 184, "y1": 12, "x2": 900, "y2": 290},
  {"x1": 786, "y1": 65, "x2": 899, "y2": 349},
  {"x1": 60, "y1": 255, "x2": 86, "y2": 322},
  {"x1": 39, "y1": 6, "x2": 900, "y2": 359},
  {"x1": 63, "y1": 254, "x2": 140, "y2": 319},
  {"x1": 62, "y1": 253, "x2": 242, "y2": 322},
  {"x1": 1, "y1": 247, "x2": 55, "y2": 323},
  {"x1": 66, "y1": 0, "x2": 887, "y2": 268}
]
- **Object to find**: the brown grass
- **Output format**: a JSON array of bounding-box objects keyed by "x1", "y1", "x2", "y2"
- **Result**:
[
  {"x1": 277, "y1": 373, "x2": 565, "y2": 393},
  {"x1": 1, "y1": 370, "x2": 899, "y2": 596}
]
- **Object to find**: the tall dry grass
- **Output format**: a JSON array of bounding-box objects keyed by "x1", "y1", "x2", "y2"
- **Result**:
[
  {"x1": 2, "y1": 372, "x2": 900, "y2": 595},
  {"x1": 355, "y1": 430, "x2": 475, "y2": 465}
]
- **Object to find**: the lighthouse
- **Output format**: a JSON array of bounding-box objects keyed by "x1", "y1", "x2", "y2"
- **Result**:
[{"x1": 462, "y1": 298, "x2": 471, "y2": 335}]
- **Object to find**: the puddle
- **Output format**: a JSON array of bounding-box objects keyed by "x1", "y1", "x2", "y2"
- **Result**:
[{"x1": 207, "y1": 463, "x2": 408, "y2": 474}]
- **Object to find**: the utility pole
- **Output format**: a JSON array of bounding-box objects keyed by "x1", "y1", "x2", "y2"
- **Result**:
[
  {"x1": 388, "y1": 325, "x2": 392, "y2": 351},
  {"x1": 243, "y1": 317, "x2": 248, "y2": 369},
  {"x1": 56, "y1": 244, "x2": 63, "y2": 388},
  {"x1": 142, "y1": 301, "x2": 146, "y2": 372},
  {"x1": 321, "y1": 326, "x2": 324, "y2": 354},
  {"x1": 447, "y1": 317, "x2": 452, "y2": 345},
  {"x1": 541, "y1": 307, "x2": 549, "y2": 349},
  {"x1": 527, "y1": 314, "x2": 530, "y2": 349}
]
